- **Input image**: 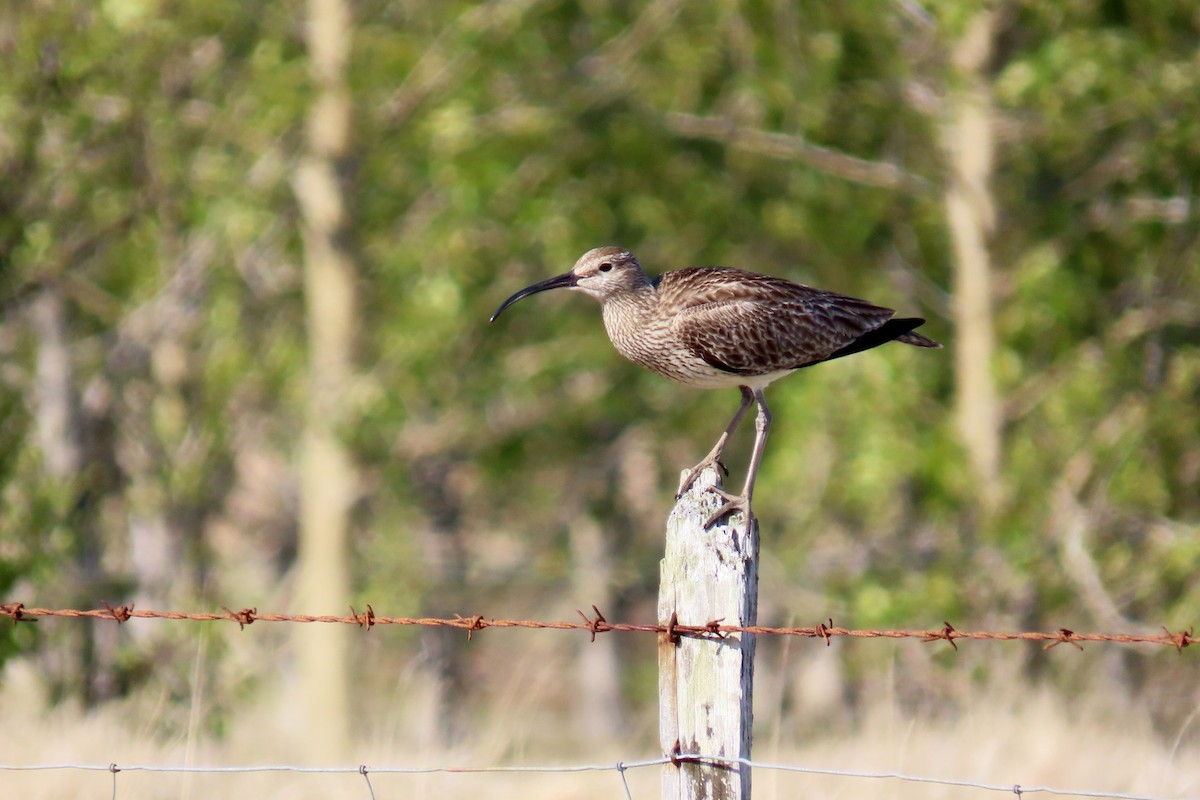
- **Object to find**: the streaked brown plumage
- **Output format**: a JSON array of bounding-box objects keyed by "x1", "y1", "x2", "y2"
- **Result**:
[{"x1": 491, "y1": 246, "x2": 940, "y2": 526}]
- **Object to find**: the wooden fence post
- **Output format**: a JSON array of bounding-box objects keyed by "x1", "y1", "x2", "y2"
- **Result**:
[{"x1": 658, "y1": 466, "x2": 760, "y2": 799}]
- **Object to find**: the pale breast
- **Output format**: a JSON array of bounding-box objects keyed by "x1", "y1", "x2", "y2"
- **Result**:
[{"x1": 601, "y1": 301, "x2": 742, "y2": 389}]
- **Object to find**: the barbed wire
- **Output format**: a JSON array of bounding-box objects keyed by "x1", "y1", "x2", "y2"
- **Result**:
[
  {"x1": 1, "y1": 601, "x2": 1193, "y2": 651},
  {"x1": 0, "y1": 753, "x2": 1188, "y2": 800}
]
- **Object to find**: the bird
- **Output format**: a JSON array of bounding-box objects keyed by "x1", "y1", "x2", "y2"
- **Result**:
[{"x1": 490, "y1": 246, "x2": 940, "y2": 527}]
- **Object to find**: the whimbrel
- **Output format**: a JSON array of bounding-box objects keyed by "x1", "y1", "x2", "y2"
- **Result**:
[{"x1": 490, "y1": 246, "x2": 940, "y2": 527}]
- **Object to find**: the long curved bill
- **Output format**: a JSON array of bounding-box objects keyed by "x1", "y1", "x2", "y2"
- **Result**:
[{"x1": 489, "y1": 271, "x2": 578, "y2": 322}]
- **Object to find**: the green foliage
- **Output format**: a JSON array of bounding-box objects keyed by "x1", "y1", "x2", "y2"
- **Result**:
[{"x1": 0, "y1": 0, "x2": 1196, "y2": 727}]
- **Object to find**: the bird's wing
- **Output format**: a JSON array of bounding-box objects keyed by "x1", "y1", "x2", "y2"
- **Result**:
[{"x1": 663, "y1": 269, "x2": 895, "y2": 374}]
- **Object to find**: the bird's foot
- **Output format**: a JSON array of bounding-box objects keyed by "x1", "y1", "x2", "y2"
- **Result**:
[
  {"x1": 703, "y1": 487, "x2": 752, "y2": 529},
  {"x1": 676, "y1": 456, "x2": 729, "y2": 499}
]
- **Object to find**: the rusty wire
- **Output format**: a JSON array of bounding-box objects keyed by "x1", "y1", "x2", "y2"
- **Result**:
[{"x1": 0, "y1": 601, "x2": 1191, "y2": 652}]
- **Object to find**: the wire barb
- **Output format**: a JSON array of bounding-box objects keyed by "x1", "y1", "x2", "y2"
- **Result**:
[
  {"x1": 1163, "y1": 626, "x2": 1192, "y2": 653},
  {"x1": 351, "y1": 605, "x2": 376, "y2": 631},
  {"x1": 577, "y1": 605, "x2": 610, "y2": 642},
  {"x1": 102, "y1": 602, "x2": 133, "y2": 624},
  {"x1": 1045, "y1": 628, "x2": 1083, "y2": 651},
  {"x1": 222, "y1": 607, "x2": 257, "y2": 629},
  {"x1": 1, "y1": 602, "x2": 29, "y2": 625},
  {"x1": 921, "y1": 621, "x2": 959, "y2": 651},
  {"x1": 454, "y1": 613, "x2": 485, "y2": 641}
]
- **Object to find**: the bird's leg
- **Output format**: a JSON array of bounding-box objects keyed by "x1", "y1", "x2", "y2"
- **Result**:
[
  {"x1": 676, "y1": 386, "x2": 755, "y2": 499},
  {"x1": 705, "y1": 389, "x2": 771, "y2": 528}
]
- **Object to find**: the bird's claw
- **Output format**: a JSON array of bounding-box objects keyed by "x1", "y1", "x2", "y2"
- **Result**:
[
  {"x1": 676, "y1": 457, "x2": 728, "y2": 499},
  {"x1": 703, "y1": 487, "x2": 751, "y2": 529}
]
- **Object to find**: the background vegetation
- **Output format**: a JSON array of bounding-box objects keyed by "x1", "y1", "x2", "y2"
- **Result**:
[{"x1": 1, "y1": 0, "x2": 1197, "y2": 777}]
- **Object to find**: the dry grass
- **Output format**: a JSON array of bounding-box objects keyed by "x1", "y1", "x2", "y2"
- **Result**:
[
  {"x1": 757, "y1": 686, "x2": 1200, "y2": 800},
  {"x1": 3, "y1": 649, "x2": 1198, "y2": 800}
]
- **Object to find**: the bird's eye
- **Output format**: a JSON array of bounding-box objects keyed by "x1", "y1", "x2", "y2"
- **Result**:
[{"x1": 599, "y1": 262, "x2": 613, "y2": 272}]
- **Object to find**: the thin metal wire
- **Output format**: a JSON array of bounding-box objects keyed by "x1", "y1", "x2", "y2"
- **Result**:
[
  {"x1": 0, "y1": 758, "x2": 670, "y2": 775},
  {"x1": 681, "y1": 755, "x2": 1183, "y2": 800},
  {"x1": 0, "y1": 755, "x2": 1187, "y2": 800},
  {"x1": 359, "y1": 765, "x2": 376, "y2": 800},
  {"x1": 616, "y1": 760, "x2": 633, "y2": 800},
  {"x1": 364, "y1": 756, "x2": 670, "y2": 774}
]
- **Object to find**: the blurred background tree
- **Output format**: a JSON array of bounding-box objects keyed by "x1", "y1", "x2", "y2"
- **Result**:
[{"x1": 0, "y1": 0, "x2": 1196, "y2": 750}]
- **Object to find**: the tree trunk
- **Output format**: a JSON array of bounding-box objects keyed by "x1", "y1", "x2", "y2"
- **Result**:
[
  {"x1": 30, "y1": 286, "x2": 120, "y2": 703},
  {"x1": 31, "y1": 287, "x2": 82, "y2": 479},
  {"x1": 569, "y1": 516, "x2": 622, "y2": 741},
  {"x1": 294, "y1": 0, "x2": 356, "y2": 759},
  {"x1": 942, "y1": 9, "x2": 1002, "y2": 507}
]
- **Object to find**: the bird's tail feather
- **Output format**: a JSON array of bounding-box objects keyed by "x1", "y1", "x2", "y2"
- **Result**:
[
  {"x1": 822, "y1": 317, "x2": 940, "y2": 363},
  {"x1": 896, "y1": 323, "x2": 941, "y2": 349}
]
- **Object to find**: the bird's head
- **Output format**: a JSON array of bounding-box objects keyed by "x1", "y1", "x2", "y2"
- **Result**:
[{"x1": 489, "y1": 246, "x2": 649, "y2": 321}]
